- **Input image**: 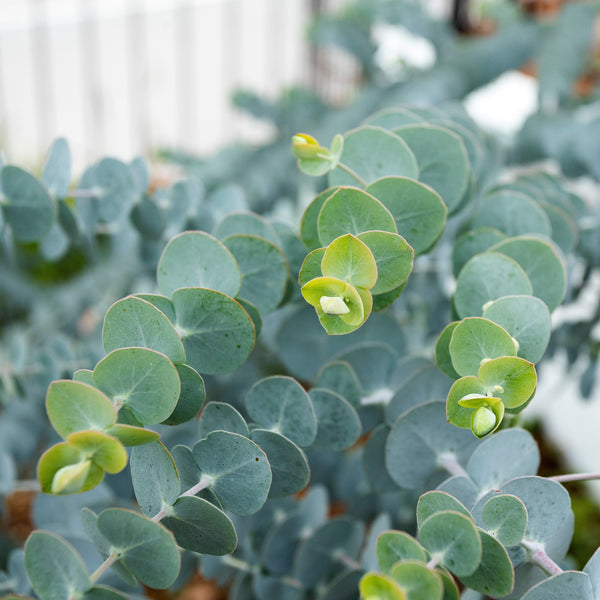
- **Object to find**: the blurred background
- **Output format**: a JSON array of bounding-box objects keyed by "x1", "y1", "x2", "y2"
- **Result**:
[{"x1": 0, "y1": 0, "x2": 458, "y2": 172}]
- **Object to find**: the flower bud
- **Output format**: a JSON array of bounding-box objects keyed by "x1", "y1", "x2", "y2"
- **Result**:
[
  {"x1": 320, "y1": 295, "x2": 350, "y2": 315},
  {"x1": 472, "y1": 406, "x2": 497, "y2": 437}
]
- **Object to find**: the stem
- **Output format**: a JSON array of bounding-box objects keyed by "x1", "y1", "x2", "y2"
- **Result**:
[
  {"x1": 222, "y1": 556, "x2": 253, "y2": 572},
  {"x1": 90, "y1": 477, "x2": 211, "y2": 583},
  {"x1": 336, "y1": 553, "x2": 362, "y2": 570},
  {"x1": 90, "y1": 554, "x2": 118, "y2": 583},
  {"x1": 336, "y1": 162, "x2": 368, "y2": 187},
  {"x1": 549, "y1": 472, "x2": 600, "y2": 483},
  {"x1": 438, "y1": 453, "x2": 469, "y2": 479},
  {"x1": 520, "y1": 539, "x2": 563, "y2": 576},
  {"x1": 180, "y1": 477, "x2": 211, "y2": 498},
  {"x1": 426, "y1": 556, "x2": 439, "y2": 570}
]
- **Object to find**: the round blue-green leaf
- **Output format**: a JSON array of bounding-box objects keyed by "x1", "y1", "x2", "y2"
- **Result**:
[
  {"x1": 309, "y1": 388, "x2": 361, "y2": 451},
  {"x1": 161, "y1": 495, "x2": 237, "y2": 555},
  {"x1": 482, "y1": 295, "x2": 551, "y2": 364},
  {"x1": 213, "y1": 210, "x2": 279, "y2": 246},
  {"x1": 359, "y1": 573, "x2": 407, "y2": 600},
  {"x1": 246, "y1": 376, "x2": 316, "y2": 447},
  {"x1": 93, "y1": 347, "x2": 180, "y2": 425},
  {"x1": 300, "y1": 187, "x2": 339, "y2": 251},
  {"x1": 390, "y1": 560, "x2": 443, "y2": 600},
  {"x1": 520, "y1": 571, "x2": 593, "y2": 600},
  {"x1": 198, "y1": 401, "x2": 249, "y2": 438},
  {"x1": 73, "y1": 369, "x2": 95, "y2": 385},
  {"x1": 539, "y1": 202, "x2": 578, "y2": 254},
  {"x1": 386, "y1": 401, "x2": 479, "y2": 490},
  {"x1": 416, "y1": 491, "x2": 472, "y2": 529},
  {"x1": 162, "y1": 363, "x2": 205, "y2": 425},
  {"x1": 42, "y1": 137, "x2": 71, "y2": 197},
  {"x1": 294, "y1": 517, "x2": 365, "y2": 587},
  {"x1": 317, "y1": 187, "x2": 397, "y2": 247},
  {"x1": 376, "y1": 531, "x2": 427, "y2": 573},
  {"x1": 394, "y1": 124, "x2": 469, "y2": 214},
  {"x1": 449, "y1": 317, "x2": 517, "y2": 377},
  {"x1": 328, "y1": 126, "x2": 418, "y2": 188},
  {"x1": 252, "y1": 574, "x2": 304, "y2": 600},
  {"x1": 46, "y1": 380, "x2": 116, "y2": 439},
  {"x1": 435, "y1": 322, "x2": 461, "y2": 379},
  {"x1": 454, "y1": 253, "x2": 533, "y2": 319},
  {"x1": 24, "y1": 531, "x2": 90, "y2": 600},
  {"x1": 459, "y1": 529, "x2": 514, "y2": 598},
  {"x1": 83, "y1": 586, "x2": 130, "y2": 600},
  {"x1": 250, "y1": 429, "x2": 309, "y2": 498},
  {"x1": 366, "y1": 177, "x2": 446, "y2": 255},
  {"x1": 96, "y1": 508, "x2": 180, "y2": 588},
  {"x1": 418, "y1": 511, "x2": 482, "y2": 577},
  {"x1": 130, "y1": 441, "x2": 180, "y2": 518},
  {"x1": 437, "y1": 569, "x2": 460, "y2": 600},
  {"x1": 315, "y1": 361, "x2": 362, "y2": 409},
  {"x1": 363, "y1": 425, "x2": 399, "y2": 493},
  {"x1": 357, "y1": 230, "x2": 413, "y2": 294},
  {"x1": 364, "y1": 106, "x2": 423, "y2": 129},
  {"x1": 134, "y1": 294, "x2": 176, "y2": 323},
  {"x1": 94, "y1": 158, "x2": 137, "y2": 222},
  {"x1": 471, "y1": 191, "x2": 551, "y2": 238},
  {"x1": 223, "y1": 234, "x2": 289, "y2": 315},
  {"x1": 172, "y1": 287, "x2": 255, "y2": 375},
  {"x1": 236, "y1": 298, "x2": 262, "y2": 337},
  {"x1": 385, "y1": 364, "x2": 453, "y2": 426},
  {"x1": 494, "y1": 477, "x2": 572, "y2": 549},
  {"x1": 157, "y1": 231, "x2": 241, "y2": 297},
  {"x1": 490, "y1": 236, "x2": 566, "y2": 312},
  {"x1": 466, "y1": 428, "x2": 540, "y2": 491},
  {"x1": 584, "y1": 546, "x2": 600, "y2": 597},
  {"x1": 1, "y1": 166, "x2": 56, "y2": 242},
  {"x1": 102, "y1": 296, "x2": 185, "y2": 364},
  {"x1": 482, "y1": 494, "x2": 527, "y2": 546},
  {"x1": 452, "y1": 227, "x2": 507, "y2": 278},
  {"x1": 192, "y1": 431, "x2": 271, "y2": 515}
]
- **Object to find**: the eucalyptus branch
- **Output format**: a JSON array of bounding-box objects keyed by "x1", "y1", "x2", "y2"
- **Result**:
[
  {"x1": 90, "y1": 553, "x2": 118, "y2": 583},
  {"x1": 549, "y1": 472, "x2": 600, "y2": 483},
  {"x1": 91, "y1": 477, "x2": 211, "y2": 582},
  {"x1": 520, "y1": 539, "x2": 563, "y2": 576},
  {"x1": 336, "y1": 553, "x2": 362, "y2": 570}
]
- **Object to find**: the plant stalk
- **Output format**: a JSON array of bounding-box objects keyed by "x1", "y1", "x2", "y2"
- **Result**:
[{"x1": 520, "y1": 539, "x2": 563, "y2": 576}]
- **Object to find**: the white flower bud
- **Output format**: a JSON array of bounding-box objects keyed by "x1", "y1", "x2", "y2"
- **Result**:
[{"x1": 320, "y1": 295, "x2": 350, "y2": 315}]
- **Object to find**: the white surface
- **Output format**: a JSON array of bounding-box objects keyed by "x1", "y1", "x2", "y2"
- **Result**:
[{"x1": 0, "y1": 0, "x2": 309, "y2": 172}]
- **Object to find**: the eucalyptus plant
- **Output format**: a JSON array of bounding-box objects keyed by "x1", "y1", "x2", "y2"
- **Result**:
[{"x1": 0, "y1": 92, "x2": 599, "y2": 600}]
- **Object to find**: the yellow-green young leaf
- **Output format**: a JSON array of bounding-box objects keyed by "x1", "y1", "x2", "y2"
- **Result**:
[
  {"x1": 389, "y1": 560, "x2": 444, "y2": 600},
  {"x1": 299, "y1": 247, "x2": 325, "y2": 286},
  {"x1": 38, "y1": 442, "x2": 104, "y2": 495},
  {"x1": 51, "y1": 460, "x2": 93, "y2": 495},
  {"x1": 360, "y1": 573, "x2": 407, "y2": 600},
  {"x1": 46, "y1": 380, "x2": 117, "y2": 440},
  {"x1": 66, "y1": 430, "x2": 128, "y2": 474},
  {"x1": 291, "y1": 133, "x2": 329, "y2": 160},
  {"x1": 301, "y1": 276, "x2": 364, "y2": 326},
  {"x1": 478, "y1": 356, "x2": 537, "y2": 409},
  {"x1": 321, "y1": 234, "x2": 378, "y2": 289},
  {"x1": 446, "y1": 376, "x2": 487, "y2": 429}
]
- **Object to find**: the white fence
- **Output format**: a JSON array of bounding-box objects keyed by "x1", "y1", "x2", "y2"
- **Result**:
[{"x1": 0, "y1": 0, "x2": 318, "y2": 173}]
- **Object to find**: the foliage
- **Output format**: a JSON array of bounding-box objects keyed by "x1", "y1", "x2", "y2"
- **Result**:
[{"x1": 1, "y1": 2, "x2": 600, "y2": 600}]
